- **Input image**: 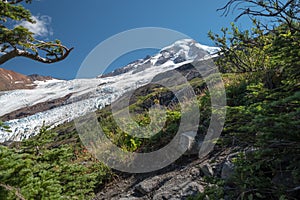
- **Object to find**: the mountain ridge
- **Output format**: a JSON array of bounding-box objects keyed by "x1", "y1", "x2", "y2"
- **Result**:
[
  {"x1": 0, "y1": 68, "x2": 53, "y2": 91},
  {"x1": 100, "y1": 39, "x2": 219, "y2": 78}
]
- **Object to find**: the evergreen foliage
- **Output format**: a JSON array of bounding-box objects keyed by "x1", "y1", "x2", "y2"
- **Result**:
[
  {"x1": 0, "y1": 0, "x2": 73, "y2": 64},
  {"x1": 192, "y1": 1, "x2": 300, "y2": 199},
  {"x1": 0, "y1": 124, "x2": 111, "y2": 200}
]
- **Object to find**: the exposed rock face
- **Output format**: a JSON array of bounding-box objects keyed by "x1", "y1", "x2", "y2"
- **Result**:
[
  {"x1": 94, "y1": 147, "x2": 236, "y2": 200},
  {"x1": 27, "y1": 74, "x2": 52, "y2": 82},
  {"x1": 0, "y1": 68, "x2": 33, "y2": 91},
  {"x1": 100, "y1": 57, "x2": 149, "y2": 78},
  {"x1": 135, "y1": 176, "x2": 163, "y2": 195},
  {"x1": 0, "y1": 68, "x2": 52, "y2": 91},
  {"x1": 94, "y1": 157, "x2": 206, "y2": 200}
]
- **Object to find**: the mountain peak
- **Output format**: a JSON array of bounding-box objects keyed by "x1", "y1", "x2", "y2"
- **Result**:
[
  {"x1": 160, "y1": 39, "x2": 220, "y2": 57},
  {"x1": 101, "y1": 39, "x2": 219, "y2": 78}
]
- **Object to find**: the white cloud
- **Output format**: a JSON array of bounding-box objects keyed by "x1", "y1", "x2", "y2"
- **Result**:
[{"x1": 18, "y1": 15, "x2": 53, "y2": 37}]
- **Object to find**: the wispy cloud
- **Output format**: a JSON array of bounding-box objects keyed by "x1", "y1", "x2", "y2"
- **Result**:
[{"x1": 17, "y1": 15, "x2": 53, "y2": 38}]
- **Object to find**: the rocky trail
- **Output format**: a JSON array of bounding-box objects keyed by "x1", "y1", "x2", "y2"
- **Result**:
[{"x1": 94, "y1": 148, "x2": 235, "y2": 200}]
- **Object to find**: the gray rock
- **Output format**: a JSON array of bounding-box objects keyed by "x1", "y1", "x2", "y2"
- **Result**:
[
  {"x1": 181, "y1": 181, "x2": 204, "y2": 197},
  {"x1": 200, "y1": 163, "x2": 214, "y2": 177},
  {"x1": 179, "y1": 131, "x2": 203, "y2": 155},
  {"x1": 190, "y1": 168, "x2": 202, "y2": 177},
  {"x1": 135, "y1": 176, "x2": 162, "y2": 195},
  {"x1": 221, "y1": 153, "x2": 238, "y2": 180},
  {"x1": 153, "y1": 181, "x2": 204, "y2": 200},
  {"x1": 221, "y1": 160, "x2": 235, "y2": 180},
  {"x1": 119, "y1": 197, "x2": 139, "y2": 200}
]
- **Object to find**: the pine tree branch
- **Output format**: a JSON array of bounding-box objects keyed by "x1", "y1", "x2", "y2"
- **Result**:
[{"x1": 0, "y1": 44, "x2": 74, "y2": 64}]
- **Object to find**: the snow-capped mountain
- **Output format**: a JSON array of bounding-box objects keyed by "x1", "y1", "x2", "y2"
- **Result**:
[
  {"x1": 101, "y1": 39, "x2": 219, "y2": 78},
  {"x1": 0, "y1": 39, "x2": 219, "y2": 142}
]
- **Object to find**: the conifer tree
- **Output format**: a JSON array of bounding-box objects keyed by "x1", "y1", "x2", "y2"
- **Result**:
[{"x1": 0, "y1": 0, "x2": 73, "y2": 64}]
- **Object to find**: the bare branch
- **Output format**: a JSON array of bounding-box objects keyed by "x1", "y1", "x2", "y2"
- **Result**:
[
  {"x1": 218, "y1": 0, "x2": 298, "y2": 22},
  {"x1": 2, "y1": 0, "x2": 31, "y2": 4},
  {"x1": 0, "y1": 43, "x2": 74, "y2": 65}
]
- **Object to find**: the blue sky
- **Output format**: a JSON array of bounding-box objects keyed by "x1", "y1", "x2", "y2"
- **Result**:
[{"x1": 1, "y1": 0, "x2": 253, "y2": 80}]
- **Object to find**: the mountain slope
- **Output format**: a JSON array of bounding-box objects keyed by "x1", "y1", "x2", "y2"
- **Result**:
[
  {"x1": 0, "y1": 39, "x2": 219, "y2": 142},
  {"x1": 0, "y1": 68, "x2": 52, "y2": 91},
  {"x1": 0, "y1": 68, "x2": 34, "y2": 91}
]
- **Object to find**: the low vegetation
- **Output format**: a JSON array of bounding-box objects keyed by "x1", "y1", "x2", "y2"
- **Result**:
[{"x1": 0, "y1": 124, "x2": 111, "y2": 199}]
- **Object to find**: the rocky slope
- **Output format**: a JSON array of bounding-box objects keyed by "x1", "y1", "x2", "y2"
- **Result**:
[
  {"x1": 94, "y1": 149, "x2": 233, "y2": 200},
  {"x1": 0, "y1": 68, "x2": 52, "y2": 91}
]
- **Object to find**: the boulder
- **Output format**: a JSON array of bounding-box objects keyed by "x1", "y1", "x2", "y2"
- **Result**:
[
  {"x1": 179, "y1": 131, "x2": 203, "y2": 155},
  {"x1": 200, "y1": 162, "x2": 214, "y2": 177},
  {"x1": 135, "y1": 176, "x2": 162, "y2": 195}
]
